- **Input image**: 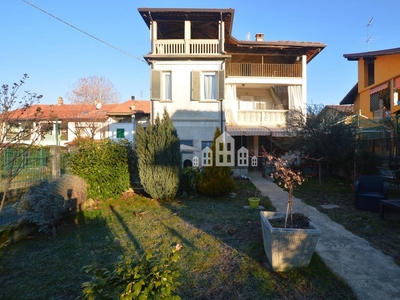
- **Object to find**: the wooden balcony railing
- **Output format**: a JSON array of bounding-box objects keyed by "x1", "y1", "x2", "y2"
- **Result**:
[
  {"x1": 153, "y1": 39, "x2": 220, "y2": 55},
  {"x1": 227, "y1": 63, "x2": 301, "y2": 78}
]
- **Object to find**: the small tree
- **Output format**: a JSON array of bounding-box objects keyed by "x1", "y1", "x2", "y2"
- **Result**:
[
  {"x1": 66, "y1": 75, "x2": 121, "y2": 105},
  {"x1": 284, "y1": 104, "x2": 356, "y2": 184},
  {"x1": 135, "y1": 108, "x2": 181, "y2": 201},
  {"x1": 0, "y1": 74, "x2": 44, "y2": 212},
  {"x1": 263, "y1": 151, "x2": 304, "y2": 228}
]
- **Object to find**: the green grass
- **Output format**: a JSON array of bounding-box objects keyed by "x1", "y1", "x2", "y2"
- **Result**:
[
  {"x1": 0, "y1": 179, "x2": 357, "y2": 300},
  {"x1": 294, "y1": 175, "x2": 400, "y2": 265}
]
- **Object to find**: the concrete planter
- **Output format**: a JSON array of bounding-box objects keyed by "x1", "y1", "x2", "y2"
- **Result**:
[{"x1": 260, "y1": 211, "x2": 322, "y2": 271}]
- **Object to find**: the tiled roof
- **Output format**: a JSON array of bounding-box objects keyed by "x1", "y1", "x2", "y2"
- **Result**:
[
  {"x1": 8, "y1": 100, "x2": 150, "y2": 121},
  {"x1": 344, "y1": 47, "x2": 400, "y2": 61},
  {"x1": 107, "y1": 100, "x2": 150, "y2": 115}
]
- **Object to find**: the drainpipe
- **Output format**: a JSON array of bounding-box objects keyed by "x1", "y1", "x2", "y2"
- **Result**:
[{"x1": 220, "y1": 99, "x2": 224, "y2": 132}]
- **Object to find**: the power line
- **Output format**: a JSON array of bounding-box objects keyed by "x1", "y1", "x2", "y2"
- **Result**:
[{"x1": 23, "y1": 0, "x2": 147, "y2": 63}]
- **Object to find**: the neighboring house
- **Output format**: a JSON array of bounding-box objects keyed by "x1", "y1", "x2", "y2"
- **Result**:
[
  {"x1": 341, "y1": 47, "x2": 400, "y2": 120},
  {"x1": 3, "y1": 97, "x2": 150, "y2": 147},
  {"x1": 138, "y1": 7, "x2": 326, "y2": 163}
]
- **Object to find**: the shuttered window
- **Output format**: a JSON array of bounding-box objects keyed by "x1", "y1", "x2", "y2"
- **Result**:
[{"x1": 192, "y1": 70, "x2": 225, "y2": 101}]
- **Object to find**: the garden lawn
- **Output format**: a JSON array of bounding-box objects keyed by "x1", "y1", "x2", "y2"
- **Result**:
[
  {"x1": 0, "y1": 179, "x2": 357, "y2": 300},
  {"x1": 294, "y1": 175, "x2": 400, "y2": 266}
]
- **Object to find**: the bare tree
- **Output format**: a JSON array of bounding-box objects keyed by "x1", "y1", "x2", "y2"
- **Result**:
[
  {"x1": 66, "y1": 76, "x2": 121, "y2": 105},
  {"x1": 0, "y1": 74, "x2": 44, "y2": 212}
]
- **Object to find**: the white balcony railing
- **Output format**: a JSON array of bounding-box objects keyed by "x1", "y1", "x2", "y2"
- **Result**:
[
  {"x1": 237, "y1": 110, "x2": 287, "y2": 126},
  {"x1": 153, "y1": 39, "x2": 220, "y2": 55}
]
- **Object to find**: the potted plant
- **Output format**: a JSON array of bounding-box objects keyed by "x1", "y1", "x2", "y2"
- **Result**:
[
  {"x1": 260, "y1": 152, "x2": 322, "y2": 271},
  {"x1": 248, "y1": 176, "x2": 261, "y2": 209}
]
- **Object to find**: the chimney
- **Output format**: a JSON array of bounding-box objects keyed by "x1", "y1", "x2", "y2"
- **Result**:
[
  {"x1": 255, "y1": 33, "x2": 264, "y2": 42},
  {"x1": 57, "y1": 97, "x2": 64, "y2": 105},
  {"x1": 131, "y1": 96, "x2": 135, "y2": 100}
]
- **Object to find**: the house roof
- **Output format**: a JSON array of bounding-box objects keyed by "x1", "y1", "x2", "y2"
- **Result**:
[
  {"x1": 343, "y1": 47, "x2": 400, "y2": 61},
  {"x1": 340, "y1": 83, "x2": 358, "y2": 105},
  {"x1": 325, "y1": 104, "x2": 354, "y2": 114},
  {"x1": 137, "y1": 7, "x2": 326, "y2": 63},
  {"x1": 107, "y1": 100, "x2": 151, "y2": 116},
  {"x1": 226, "y1": 38, "x2": 326, "y2": 64},
  {"x1": 7, "y1": 100, "x2": 150, "y2": 121}
]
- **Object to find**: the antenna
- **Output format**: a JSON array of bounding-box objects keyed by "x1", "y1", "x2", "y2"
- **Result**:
[
  {"x1": 366, "y1": 17, "x2": 374, "y2": 51},
  {"x1": 246, "y1": 32, "x2": 250, "y2": 41}
]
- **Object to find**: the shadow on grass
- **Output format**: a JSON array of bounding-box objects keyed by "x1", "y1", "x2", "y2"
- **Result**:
[{"x1": 0, "y1": 208, "x2": 126, "y2": 300}]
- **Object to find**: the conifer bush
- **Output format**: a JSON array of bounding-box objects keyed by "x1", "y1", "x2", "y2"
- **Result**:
[
  {"x1": 135, "y1": 109, "x2": 181, "y2": 201},
  {"x1": 17, "y1": 175, "x2": 88, "y2": 236},
  {"x1": 198, "y1": 127, "x2": 236, "y2": 197},
  {"x1": 17, "y1": 181, "x2": 66, "y2": 236}
]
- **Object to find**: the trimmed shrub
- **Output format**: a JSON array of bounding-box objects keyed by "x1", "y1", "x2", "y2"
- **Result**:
[
  {"x1": 198, "y1": 127, "x2": 236, "y2": 197},
  {"x1": 53, "y1": 174, "x2": 87, "y2": 212},
  {"x1": 81, "y1": 245, "x2": 182, "y2": 300},
  {"x1": 68, "y1": 139, "x2": 130, "y2": 200},
  {"x1": 135, "y1": 109, "x2": 181, "y2": 201},
  {"x1": 17, "y1": 181, "x2": 66, "y2": 236}
]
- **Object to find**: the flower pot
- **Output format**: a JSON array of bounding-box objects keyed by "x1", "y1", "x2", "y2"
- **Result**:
[
  {"x1": 260, "y1": 211, "x2": 322, "y2": 271},
  {"x1": 248, "y1": 197, "x2": 260, "y2": 209}
]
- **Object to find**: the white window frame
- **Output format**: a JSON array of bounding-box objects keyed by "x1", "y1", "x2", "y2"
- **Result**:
[
  {"x1": 162, "y1": 71, "x2": 172, "y2": 101},
  {"x1": 203, "y1": 72, "x2": 217, "y2": 100}
]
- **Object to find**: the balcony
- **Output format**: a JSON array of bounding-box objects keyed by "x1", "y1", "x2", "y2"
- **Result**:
[
  {"x1": 227, "y1": 63, "x2": 301, "y2": 78},
  {"x1": 152, "y1": 39, "x2": 220, "y2": 55},
  {"x1": 237, "y1": 110, "x2": 288, "y2": 126}
]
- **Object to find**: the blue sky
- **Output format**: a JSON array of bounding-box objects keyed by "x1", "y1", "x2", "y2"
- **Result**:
[{"x1": 2, "y1": 0, "x2": 400, "y2": 106}]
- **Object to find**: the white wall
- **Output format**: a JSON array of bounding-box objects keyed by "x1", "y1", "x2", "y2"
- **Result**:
[{"x1": 152, "y1": 60, "x2": 225, "y2": 149}]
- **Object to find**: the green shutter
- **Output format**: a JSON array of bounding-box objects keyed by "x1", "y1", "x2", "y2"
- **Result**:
[{"x1": 116, "y1": 128, "x2": 125, "y2": 138}]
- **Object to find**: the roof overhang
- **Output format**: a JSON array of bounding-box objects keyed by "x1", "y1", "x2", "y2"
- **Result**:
[
  {"x1": 344, "y1": 47, "x2": 400, "y2": 61},
  {"x1": 226, "y1": 38, "x2": 326, "y2": 63},
  {"x1": 137, "y1": 8, "x2": 235, "y2": 40},
  {"x1": 340, "y1": 83, "x2": 358, "y2": 105}
]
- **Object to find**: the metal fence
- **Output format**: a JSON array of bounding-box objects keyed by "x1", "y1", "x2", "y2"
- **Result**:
[{"x1": 0, "y1": 146, "x2": 69, "y2": 195}]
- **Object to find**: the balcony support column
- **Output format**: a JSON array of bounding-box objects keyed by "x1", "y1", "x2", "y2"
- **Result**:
[
  {"x1": 150, "y1": 21, "x2": 157, "y2": 54},
  {"x1": 219, "y1": 20, "x2": 225, "y2": 54},
  {"x1": 301, "y1": 54, "x2": 307, "y2": 113},
  {"x1": 184, "y1": 20, "x2": 191, "y2": 54}
]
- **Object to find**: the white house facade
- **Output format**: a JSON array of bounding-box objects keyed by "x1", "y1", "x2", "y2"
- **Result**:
[{"x1": 138, "y1": 7, "x2": 325, "y2": 166}]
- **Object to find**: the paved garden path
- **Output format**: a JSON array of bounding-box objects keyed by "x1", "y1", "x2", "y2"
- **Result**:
[{"x1": 250, "y1": 173, "x2": 400, "y2": 300}]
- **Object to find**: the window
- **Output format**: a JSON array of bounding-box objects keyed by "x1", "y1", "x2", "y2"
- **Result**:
[
  {"x1": 163, "y1": 71, "x2": 172, "y2": 100},
  {"x1": 204, "y1": 72, "x2": 217, "y2": 99},
  {"x1": 116, "y1": 128, "x2": 125, "y2": 138},
  {"x1": 202, "y1": 141, "x2": 213, "y2": 149},
  {"x1": 364, "y1": 59, "x2": 375, "y2": 87},
  {"x1": 151, "y1": 70, "x2": 172, "y2": 101},
  {"x1": 180, "y1": 140, "x2": 193, "y2": 146},
  {"x1": 192, "y1": 70, "x2": 224, "y2": 101}
]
